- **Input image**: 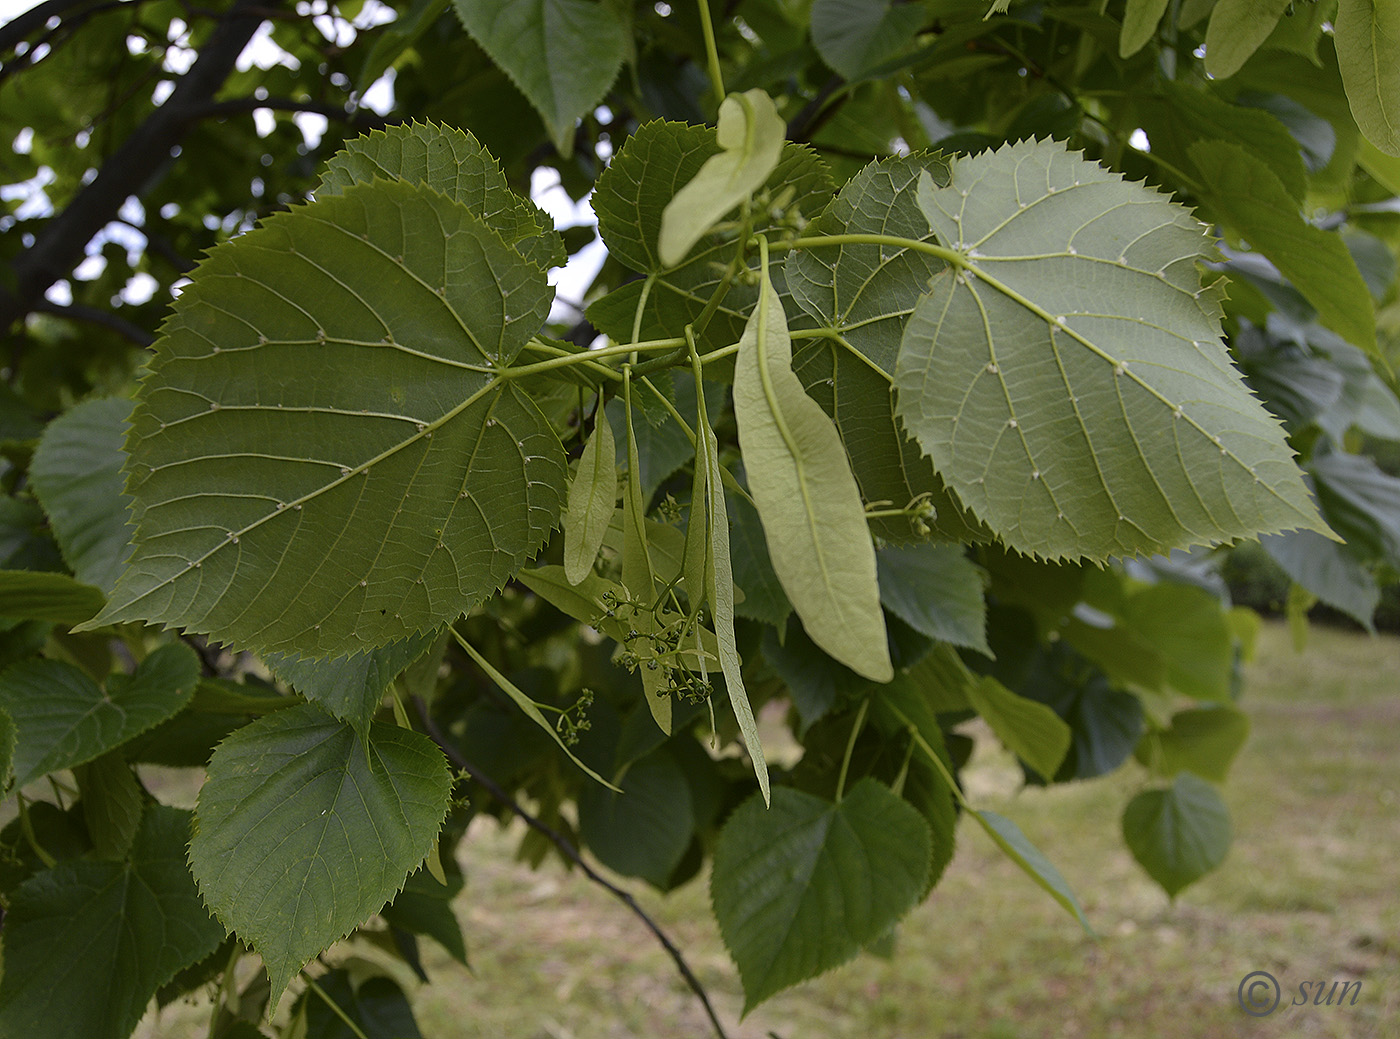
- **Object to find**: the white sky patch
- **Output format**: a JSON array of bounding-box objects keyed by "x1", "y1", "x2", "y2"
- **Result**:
[
  {"x1": 530, "y1": 169, "x2": 604, "y2": 323},
  {"x1": 1129, "y1": 128, "x2": 1151, "y2": 152}
]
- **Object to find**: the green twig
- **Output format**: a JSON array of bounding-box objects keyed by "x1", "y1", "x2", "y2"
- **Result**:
[
  {"x1": 305, "y1": 976, "x2": 369, "y2": 1039},
  {"x1": 696, "y1": 0, "x2": 725, "y2": 107},
  {"x1": 835, "y1": 698, "x2": 870, "y2": 803}
]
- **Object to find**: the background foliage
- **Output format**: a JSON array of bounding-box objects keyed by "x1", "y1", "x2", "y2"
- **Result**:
[{"x1": 1, "y1": 0, "x2": 1398, "y2": 1036}]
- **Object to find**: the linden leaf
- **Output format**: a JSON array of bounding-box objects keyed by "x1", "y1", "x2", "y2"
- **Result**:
[{"x1": 894, "y1": 139, "x2": 1329, "y2": 563}]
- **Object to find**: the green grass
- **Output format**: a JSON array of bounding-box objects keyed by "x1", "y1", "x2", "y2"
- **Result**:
[{"x1": 139, "y1": 622, "x2": 1400, "y2": 1038}]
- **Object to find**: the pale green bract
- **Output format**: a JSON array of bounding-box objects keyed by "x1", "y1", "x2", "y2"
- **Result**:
[
  {"x1": 658, "y1": 90, "x2": 786, "y2": 268},
  {"x1": 83, "y1": 175, "x2": 565, "y2": 658},
  {"x1": 563, "y1": 405, "x2": 617, "y2": 585},
  {"x1": 894, "y1": 139, "x2": 1330, "y2": 563},
  {"x1": 734, "y1": 269, "x2": 892, "y2": 682},
  {"x1": 1203, "y1": 0, "x2": 1290, "y2": 79}
]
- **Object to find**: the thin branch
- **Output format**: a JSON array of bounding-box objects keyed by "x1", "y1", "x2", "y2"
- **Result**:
[
  {"x1": 785, "y1": 73, "x2": 846, "y2": 144},
  {"x1": 412, "y1": 696, "x2": 733, "y2": 1039},
  {"x1": 0, "y1": 0, "x2": 281, "y2": 334},
  {"x1": 31, "y1": 299, "x2": 155, "y2": 346}
]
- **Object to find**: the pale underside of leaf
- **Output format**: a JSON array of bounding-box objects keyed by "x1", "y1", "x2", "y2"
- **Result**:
[
  {"x1": 564, "y1": 405, "x2": 618, "y2": 585},
  {"x1": 1203, "y1": 0, "x2": 1290, "y2": 79},
  {"x1": 894, "y1": 139, "x2": 1329, "y2": 563},
  {"x1": 734, "y1": 272, "x2": 892, "y2": 682},
  {"x1": 659, "y1": 90, "x2": 787, "y2": 268},
  {"x1": 84, "y1": 179, "x2": 564, "y2": 657},
  {"x1": 1335, "y1": 0, "x2": 1400, "y2": 156},
  {"x1": 1120, "y1": 0, "x2": 1171, "y2": 56}
]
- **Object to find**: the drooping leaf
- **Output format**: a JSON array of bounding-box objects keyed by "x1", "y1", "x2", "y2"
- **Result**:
[
  {"x1": 811, "y1": 0, "x2": 926, "y2": 79},
  {"x1": 0, "y1": 643, "x2": 199, "y2": 787},
  {"x1": 318, "y1": 120, "x2": 565, "y2": 270},
  {"x1": 762, "y1": 615, "x2": 872, "y2": 729},
  {"x1": 711, "y1": 780, "x2": 931, "y2": 1011},
  {"x1": 263, "y1": 631, "x2": 438, "y2": 734},
  {"x1": 964, "y1": 675, "x2": 1071, "y2": 782},
  {"x1": 1335, "y1": 0, "x2": 1400, "y2": 157},
  {"x1": 1186, "y1": 140, "x2": 1376, "y2": 355},
  {"x1": 1119, "y1": 0, "x2": 1170, "y2": 56},
  {"x1": 1137, "y1": 706, "x2": 1250, "y2": 783},
  {"x1": 1310, "y1": 450, "x2": 1400, "y2": 567},
  {"x1": 27, "y1": 397, "x2": 133, "y2": 594},
  {"x1": 578, "y1": 746, "x2": 694, "y2": 888},
  {"x1": 451, "y1": 0, "x2": 627, "y2": 156},
  {"x1": 74, "y1": 752, "x2": 146, "y2": 860},
  {"x1": 382, "y1": 863, "x2": 468, "y2": 967},
  {"x1": 83, "y1": 177, "x2": 564, "y2": 658},
  {"x1": 894, "y1": 139, "x2": 1329, "y2": 562},
  {"x1": 0, "y1": 806, "x2": 224, "y2": 1039},
  {"x1": 1203, "y1": 0, "x2": 1291, "y2": 79},
  {"x1": 698, "y1": 378, "x2": 770, "y2": 801},
  {"x1": 1122, "y1": 773, "x2": 1232, "y2": 896},
  {"x1": 727, "y1": 471, "x2": 791, "y2": 627},
  {"x1": 0, "y1": 569, "x2": 105, "y2": 624},
  {"x1": 563, "y1": 404, "x2": 618, "y2": 585},
  {"x1": 972, "y1": 809, "x2": 1092, "y2": 931},
  {"x1": 1261, "y1": 527, "x2": 1380, "y2": 631},
  {"x1": 189, "y1": 703, "x2": 452, "y2": 1009},
  {"x1": 1017, "y1": 654, "x2": 1144, "y2": 783},
  {"x1": 876, "y1": 543, "x2": 989, "y2": 654},
  {"x1": 659, "y1": 90, "x2": 787, "y2": 268},
  {"x1": 297, "y1": 968, "x2": 423, "y2": 1039},
  {"x1": 1114, "y1": 581, "x2": 1234, "y2": 700},
  {"x1": 735, "y1": 270, "x2": 892, "y2": 681}
]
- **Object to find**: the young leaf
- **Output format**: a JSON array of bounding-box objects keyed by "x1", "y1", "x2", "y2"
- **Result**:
[
  {"x1": 964, "y1": 676, "x2": 1072, "y2": 783},
  {"x1": 894, "y1": 139, "x2": 1330, "y2": 563},
  {"x1": 972, "y1": 809, "x2": 1092, "y2": 932},
  {"x1": 1203, "y1": 0, "x2": 1290, "y2": 79},
  {"x1": 1335, "y1": 0, "x2": 1400, "y2": 157},
  {"x1": 658, "y1": 90, "x2": 787, "y2": 268},
  {"x1": 262, "y1": 631, "x2": 438, "y2": 734},
  {"x1": 0, "y1": 644, "x2": 199, "y2": 787},
  {"x1": 82, "y1": 178, "x2": 564, "y2": 658},
  {"x1": 451, "y1": 0, "x2": 627, "y2": 157},
  {"x1": 734, "y1": 269, "x2": 892, "y2": 682},
  {"x1": 811, "y1": 0, "x2": 925, "y2": 79},
  {"x1": 0, "y1": 806, "x2": 224, "y2": 1039},
  {"x1": 1119, "y1": 0, "x2": 1170, "y2": 56},
  {"x1": 563, "y1": 404, "x2": 618, "y2": 585},
  {"x1": 711, "y1": 780, "x2": 931, "y2": 1011},
  {"x1": 1186, "y1": 140, "x2": 1377, "y2": 355},
  {"x1": 1122, "y1": 773, "x2": 1232, "y2": 896},
  {"x1": 1137, "y1": 706, "x2": 1250, "y2": 783},
  {"x1": 318, "y1": 120, "x2": 565, "y2": 269},
  {"x1": 189, "y1": 703, "x2": 453, "y2": 1009},
  {"x1": 28, "y1": 397, "x2": 133, "y2": 595}
]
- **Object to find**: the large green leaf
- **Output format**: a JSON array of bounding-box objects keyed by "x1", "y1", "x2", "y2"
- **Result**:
[
  {"x1": 189, "y1": 703, "x2": 452, "y2": 1008},
  {"x1": 659, "y1": 90, "x2": 787, "y2": 268},
  {"x1": 1137, "y1": 706, "x2": 1250, "y2": 783},
  {"x1": 811, "y1": 0, "x2": 926, "y2": 78},
  {"x1": 893, "y1": 139, "x2": 1328, "y2": 562},
  {"x1": 734, "y1": 270, "x2": 892, "y2": 681},
  {"x1": 578, "y1": 746, "x2": 694, "y2": 888},
  {"x1": 262, "y1": 631, "x2": 437, "y2": 734},
  {"x1": 1122, "y1": 773, "x2": 1231, "y2": 896},
  {"x1": 1203, "y1": 0, "x2": 1290, "y2": 78},
  {"x1": 1335, "y1": 0, "x2": 1400, "y2": 156},
  {"x1": 451, "y1": 0, "x2": 626, "y2": 156},
  {"x1": 0, "y1": 643, "x2": 199, "y2": 787},
  {"x1": 84, "y1": 177, "x2": 563, "y2": 657},
  {"x1": 318, "y1": 121, "x2": 565, "y2": 270},
  {"x1": 28, "y1": 397, "x2": 133, "y2": 595},
  {"x1": 711, "y1": 779, "x2": 931, "y2": 1010},
  {"x1": 0, "y1": 806, "x2": 224, "y2": 1039},
  {"x1": 1186, "y1": 140, "x2": 1376, "y2": 355}
]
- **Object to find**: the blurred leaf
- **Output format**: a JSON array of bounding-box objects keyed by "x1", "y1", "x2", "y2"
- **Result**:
[
  {"x1": 0, "y1": 570, "x2": 105, "y2": 625},
  {"x1": 1137, "y1": 706, "x2": 1250, "y2": 783},
  {"x1": 1334, "y1": 0, "x2": 1400, "y2": 156},
  {"x1": 1122, "y1": 773, "x2": 1231, "y2": 896},
  {"x1": 965, "y1": 675, "x2": 1071, "y2": 782}
]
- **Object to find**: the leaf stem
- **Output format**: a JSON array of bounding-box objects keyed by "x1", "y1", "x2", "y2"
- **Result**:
[
  {"x1": 501, "y1": 337, "x2": 686, "y2": 380},
  {"x1": 835, "y1": 697, "x2": 870, "y2": 803},
  {"x1": 696, "y1": 0, "x2": 725, "y2": 107},
  {"x1": 15, "y1": 793, "x2": 56, "y2": 868},
  {"x1": 305, "y1": 976, "x2": 369, "y2": 1039}
]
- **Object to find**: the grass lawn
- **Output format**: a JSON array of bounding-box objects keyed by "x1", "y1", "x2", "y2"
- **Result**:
[{"x1": 140, "y1": 621, "x2": 1399, "y2": 1038}]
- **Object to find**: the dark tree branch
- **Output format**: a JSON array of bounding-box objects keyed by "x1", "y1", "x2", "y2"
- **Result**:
[
  {"x1": 0, "y1": 0, "x2": 283, "y2": 335},
  {"x1": 412, "y1": 696, "x2": 733, "y2": 1039},
  {"x1": 192, "y1": 95, "x2": 394, "y2": 130},
  {"x1": 31, "y1": 299, "x2": 155, "y2": 346},
  {"x1": 0, "y1": 0, "x2": 118, "y2": 56},
  {"x1": 785, "y1": 73, "x2": 847, "y2": 144}
]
